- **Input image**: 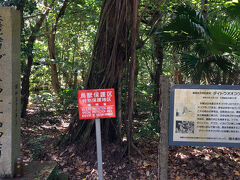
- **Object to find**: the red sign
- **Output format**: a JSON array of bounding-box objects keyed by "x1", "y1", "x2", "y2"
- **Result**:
[{"x1": 78, "y1": 89, "x2": 116, "y2": 119}]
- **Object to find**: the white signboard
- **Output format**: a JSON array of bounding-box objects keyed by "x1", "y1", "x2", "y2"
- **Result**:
[{"x1": 169, "y1": 85, "x2": 240, "y2": 147}]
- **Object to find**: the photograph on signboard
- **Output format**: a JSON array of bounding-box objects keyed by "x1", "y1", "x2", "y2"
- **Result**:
[
  {"x1": 175, "y1": 120, "x2": 194, "y2": 134},
  {"x1": 175, "y1": 104, "x2": 194, "y2": 118}
]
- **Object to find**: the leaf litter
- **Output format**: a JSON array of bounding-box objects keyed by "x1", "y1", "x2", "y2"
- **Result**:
[{"x1": 21, "y1": 106, "x2": 240, "y2": 179}]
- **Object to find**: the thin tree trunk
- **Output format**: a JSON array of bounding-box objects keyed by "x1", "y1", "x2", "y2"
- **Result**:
[
  {"x1": 127, "y1": 0, "x2": 138, "y2": 157},
  {"x1": 21, "y1": 0, "x2": 55, "y2": 117},
  {"x1": 201, "y1": 0, "x2": 208, "y2": 20},
  {"x1": 72, "y1": 43, "x2": 78, "y2": 88},
  {"x1": 153, "y1": 36, "x2": 163, "y2": 106},
  {"x1": 16, "y1": 0, "x2": 25, "y2": 32},
  {"x1": 46, "y1": 25, "x2": 61, "y2": 93},
  {"x1": 173, "y1": 52, "x2": 184, "y2": 84},
  {"x1": 46, "y1": 0, "x2": 69, "y2": 94},
  {"x1": 117, "y1": 72, "x2": 122, "y2": 144},
  {"x1": 21, "y1": 51, "x2": 34, "y2": 118}
]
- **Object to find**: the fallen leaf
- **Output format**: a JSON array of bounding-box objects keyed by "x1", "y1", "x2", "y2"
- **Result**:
[
  {"x1": 233, "y1": 170, "x2": 240, "y2": 176},
  {"x1": 176, "y1": 176, "x2": 181, "y2": 180},
  {"x1": 70, "y1": 153, "x2": 75, "y2": 158},
  {"x1": 78, "y1": 167, "x2": 85, "y2": 173}
]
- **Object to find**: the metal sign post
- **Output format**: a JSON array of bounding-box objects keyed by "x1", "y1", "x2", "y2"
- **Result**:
[{"x1": 95, "y1": 118, "x2": 103, "y2": 180}]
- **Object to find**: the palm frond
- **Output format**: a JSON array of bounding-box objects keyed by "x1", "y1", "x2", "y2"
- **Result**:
[
  {"x1": 208, "y1": 21, "x2": 240, "y2": 55},
  {"x1": 180, "y1": 54, "x2": 202, "y2": 82},
  {"x1": 160, "y1": 5, "x2": 210, "y2": 51},
  {"x1": 180, "y1": 54, "x2": 233, "y2": 83}
]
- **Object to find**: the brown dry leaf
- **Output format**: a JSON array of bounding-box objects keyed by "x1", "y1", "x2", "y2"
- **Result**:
[
  {"x1": 78, "y1": 167, "x2": 85, "y2": 173},
  {"x1": 176, "y1": 176, "x2": 181, "y2": 180},
  {"x1": 70, "y1": 153, "x2": 75, "y2": 158},
  {"x1": 235, "y1": 157, "x2": 240, "y2": 161},
  {"x1": 233, "y1": 170, "x2": 240, "y2": 176}
]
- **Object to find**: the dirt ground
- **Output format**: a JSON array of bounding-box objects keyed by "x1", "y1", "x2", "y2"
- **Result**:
[{"x1": 21, "y1": 106, "x2": 240, "y2": 179}]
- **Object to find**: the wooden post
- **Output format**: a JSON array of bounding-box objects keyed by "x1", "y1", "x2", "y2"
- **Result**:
[{"x1": 158, "y1": 75, "x2": 170, "y2": 180}]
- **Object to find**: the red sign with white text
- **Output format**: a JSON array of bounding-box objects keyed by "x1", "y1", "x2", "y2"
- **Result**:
[{"x1": 78, "y1": 89, "x2": 116, "y2": 119}]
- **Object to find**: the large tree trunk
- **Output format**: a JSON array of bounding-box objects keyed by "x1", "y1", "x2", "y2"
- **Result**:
[{"x1": 61, "y1": 0, "x2": 135, "y2": 145}]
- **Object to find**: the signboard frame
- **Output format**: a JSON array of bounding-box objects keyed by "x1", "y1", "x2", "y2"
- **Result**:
[{"x1": 169, "y1": 84, "x2": 240, "y2": 147}]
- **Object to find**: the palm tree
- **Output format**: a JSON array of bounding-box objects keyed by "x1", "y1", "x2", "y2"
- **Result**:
[{"x1": 159, "y1": 4, "x2": 240, "y2": 84}]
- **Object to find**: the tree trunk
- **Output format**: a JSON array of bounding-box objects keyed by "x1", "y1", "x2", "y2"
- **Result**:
[
  {"x1": 173, "y1": 52, "x2": 184, "y2": 84},
  {"x1": 16, "y1": 0, "x2": 25, "y2": 32},
  {"x1": 46, "y1": 0, "x2": 69, "y2": 94},
  {"x1": 61, "y1": 0, "x2": 135, "y2": 145},
  {"x1": 201, "y1": 0, "x2": 208, "y2": 20},
  {"x1": 46, "y1": 27, "x2": 61, "y2": 93},
  {"x1": 21, "y1": 0, "x2": 54, "y2": 117},
  {"x1": 127, "y1": 0, "x2": 138, "y2": 157},
  {"x1": 21, "y1": 50, "x2": 34, "y2": 118},
  {"x1": 70, "y1": 42, "x2": 78, "y2": 89},
  {"x1": 153, "y1": 36, "x2": 163, "y2": 107},
  {"x1": 117, "y1": 72, "x2": 123, "y2": 144}
]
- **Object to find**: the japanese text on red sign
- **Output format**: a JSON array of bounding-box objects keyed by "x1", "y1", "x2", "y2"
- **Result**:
[{"x1": 78, "y1": 89, "x2": 116, "y2": 119}]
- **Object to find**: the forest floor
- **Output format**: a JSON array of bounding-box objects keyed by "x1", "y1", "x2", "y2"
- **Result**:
[{"x1": 21, "y1": 105, "x2": 240, "y2": 180}]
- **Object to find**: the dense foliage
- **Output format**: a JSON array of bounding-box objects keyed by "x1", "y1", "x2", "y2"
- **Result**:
[{"x1": 1, "y1": 0, "x2": 240, "y2": 143}]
